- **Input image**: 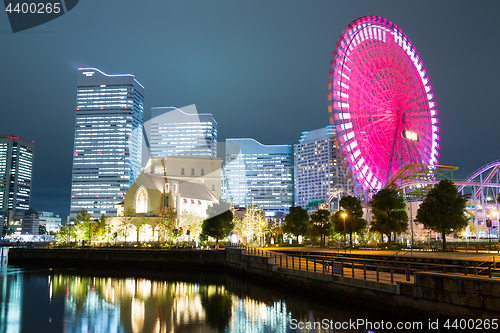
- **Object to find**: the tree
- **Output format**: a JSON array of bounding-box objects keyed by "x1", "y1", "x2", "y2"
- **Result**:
[
  {"x1": 416, "y1": 179, "x2": 468, "y2": 250},
  {"x1": 2, "y1": 226, "x2": 14, "y2": 238},
  {"x1": 309, "y1": 209, "x2": 332, "y2": 246},
  {"x1": 201, "y1": 201, "x2": 234, "y2": 248},
  {"x1": 370, "y1": 188, "x2": 408, "y2": 247},
  {"x1": 331, "y1": 196, "x2": 367, "y2": 248},
  {"x1": 282, "y1": 206, "x2": 309, "y2": 242},
  {"x1": 72, "y1": 208, "x2": 93, "y2": 243},
  {"x1": 38, "y1": 224, "x2": 47, "y2": 235},
  {"x1": 156, "y1": 207, "x2": 178, "y2": 242},
  {"x1": 180, "y1": 210, "x2": 204, "y2": 241},
  {"x1": 119, "y1": 208, "x2": 135, "y2": 242},
  {"x1": 234, "y1": 205, "x2": 264, "y2": 243},
  {"x1": 92, "y1": 214, "x2": 106, "y2": 240},
  {"x1": 56, "y1": 223, "x2": 75, "y2": 243}
]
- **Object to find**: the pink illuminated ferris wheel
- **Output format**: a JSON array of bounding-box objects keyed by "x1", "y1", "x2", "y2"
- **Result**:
[{"x1": 328, "y1": 16, "x2": 440, "y2": 191}]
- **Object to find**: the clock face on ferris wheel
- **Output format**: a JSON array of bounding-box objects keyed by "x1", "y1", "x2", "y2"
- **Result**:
[{"x1": 328, "y1": 16, "x2": 440, "y2": 191}]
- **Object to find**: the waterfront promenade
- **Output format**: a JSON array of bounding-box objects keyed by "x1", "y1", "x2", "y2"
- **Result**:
[
  {"x1": 272, "y1": 246, "x2": 500, "y2": 261},
  {"x1": 244, "y1": 246, "x2": 500, "y2": 286}
]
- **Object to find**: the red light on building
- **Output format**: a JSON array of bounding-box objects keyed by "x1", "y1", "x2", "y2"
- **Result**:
[
  {"x1": 74, "y1": 151, "x2": 78, "y2": 155},
  {"x1": 100, "y1": 107, "x2": 104, "y2": 109},
  {"x1": 96, "y1": 195, "x2": 99, "y2": 198},
  {"x1": 97, "y1": 151, "x2": 101, "y2": 154},
  {"x1": 77, "y1": 107, "x2": 80, "y2": 110},
  {"x1": 71, "y1": 195, "x2": 75, "y2": 198}
]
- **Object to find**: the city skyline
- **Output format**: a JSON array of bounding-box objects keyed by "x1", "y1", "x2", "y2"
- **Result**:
[{"x1": 1, "y1": 1, "x2": 499, "y2": 219}]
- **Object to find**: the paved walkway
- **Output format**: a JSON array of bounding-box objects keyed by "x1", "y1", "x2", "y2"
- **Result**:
[{"x1": 267, "y1": 247, "x2": 500, "y2": 262}]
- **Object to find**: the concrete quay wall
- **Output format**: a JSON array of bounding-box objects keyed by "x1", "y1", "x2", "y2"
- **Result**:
[
  {"x1": 8, "y1": 248, "x2": 225, "y2": 269},
  {"x1": 225, "y1": 249, "x2": 500, "y2": 319}
]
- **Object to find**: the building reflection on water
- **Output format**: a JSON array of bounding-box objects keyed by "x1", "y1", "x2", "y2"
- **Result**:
[{"x1": 0, "y1": 265, "x2": 389, "y2": 333}]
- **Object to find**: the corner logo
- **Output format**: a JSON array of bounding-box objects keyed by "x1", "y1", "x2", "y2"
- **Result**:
[{"x1": 3, "y1": 0, "x2": 79, "y2": 33}]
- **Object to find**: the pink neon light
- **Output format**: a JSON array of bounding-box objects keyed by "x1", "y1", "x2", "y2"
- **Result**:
[{"x1": 328, "y1": 16, "x2": 440, "y2": 190}]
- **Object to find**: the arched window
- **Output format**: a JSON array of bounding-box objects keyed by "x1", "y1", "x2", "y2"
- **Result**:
[{"x1": 136, "y1": 187, "x2": 148, "y2": 213}]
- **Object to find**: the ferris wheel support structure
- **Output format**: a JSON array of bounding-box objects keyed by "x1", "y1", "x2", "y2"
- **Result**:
[{"x1": 456, "y1": 160, "x2": 500, "y2": 240}]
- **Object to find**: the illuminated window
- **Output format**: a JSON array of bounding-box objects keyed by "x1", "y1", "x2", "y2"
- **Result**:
[{"x1": 136, "y1": 187, "x2": 148, "y2": 213}]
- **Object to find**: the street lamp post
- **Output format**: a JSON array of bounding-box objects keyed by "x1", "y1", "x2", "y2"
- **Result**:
[
  {"x1": 88, "y1": 221, "x2": 92, "y2": 247},
  {"x1": 260, "y1": 219, "x2": 267, "y2": 247},
  {"x1": 341, "y1": 212, "x2": 347, "y2": 252}
]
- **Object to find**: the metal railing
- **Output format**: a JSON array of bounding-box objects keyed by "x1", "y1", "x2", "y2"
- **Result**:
[{"x1": 236, "y1": 245, "x2": 500, "y2": 283}]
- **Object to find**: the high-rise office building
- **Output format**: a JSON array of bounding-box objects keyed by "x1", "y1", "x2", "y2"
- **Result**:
[
  {"x1": 224, "y1": 138, "x2": 293, "y2": 216},
  {"x1": 70, "y1": 68, "x2": 144, "y2": 218},
  {"x1": 294, "y1": 125, "x2": 353, "y2": 208},
  {"x1": 147, "y1": 105, "x2": 217, "y2": 159},
  {"x1": 0, "y1": 135, "x2": 35, "y2": 223}
]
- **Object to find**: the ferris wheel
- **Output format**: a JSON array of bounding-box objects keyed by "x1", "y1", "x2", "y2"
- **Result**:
[{"x1": 328, "y1": 16, "x2": 440, "y2": 191}]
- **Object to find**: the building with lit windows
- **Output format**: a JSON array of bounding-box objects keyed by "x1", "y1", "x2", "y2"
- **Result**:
[
  {"x1": 224, "y1": 138, "x2": 293, "y2": 216},
  {"x1": 148, "y1": 105, "x2": 217, "y2": 159},
  {"x1": 0, "y1": 135, "x2": 35, "y2": 223},
  {"x1": 70, "y1": 68, "x2": 144, "y2": 218},
  {"x1": 294, "y1": 125, "x2": 353, "y2": 209}
]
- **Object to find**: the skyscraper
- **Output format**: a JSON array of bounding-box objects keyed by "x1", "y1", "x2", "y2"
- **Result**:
[
  {"x1": 147, "y1": 105, "x2": 217, "y2": 159},
  {"x1": 294, "y1": 125, "x2": 353, "y2": 208},
  {"x1": 224, "y1": 138, "x2": 293, "y2": 216},
  {"x1": 70, "y1": 68, "x2": 144, "y2": 218},
  {"x1": 0, "y1": 135, "x2": 35, "y2": 223}
]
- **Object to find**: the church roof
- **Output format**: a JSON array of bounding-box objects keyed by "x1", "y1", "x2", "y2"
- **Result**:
[{"x1": 139, "y1": 173, "x2": 217, "y2": 203}]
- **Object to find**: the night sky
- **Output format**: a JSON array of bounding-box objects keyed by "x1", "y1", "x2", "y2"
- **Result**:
[{"x1": 1, "y1": 0, "x2": 499, "y2": 220}]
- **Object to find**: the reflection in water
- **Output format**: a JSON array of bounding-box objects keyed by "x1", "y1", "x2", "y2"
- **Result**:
[
  {"x1": 0, "y1": 265, "x2": 399, "y2": 333},
  {"x1": 201, "y1": 288, "x2": 232, "y2": 332}
]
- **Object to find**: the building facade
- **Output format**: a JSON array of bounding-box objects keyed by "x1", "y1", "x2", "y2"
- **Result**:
[
  {"x1": 39, "y1": 211, "x2": 62, "y2": 234},
  {"x1": 0, "y1": 135, "x2": 35, "y2": 223},
  {"x1": 70, "y1": 68, "x2": 144, "y2": 218},
  {"x1": 148, "y1": 105, "x2": 217, "y2": 159},
  {"x1": 294, "y1": 125, "x2": 353, "y2": 209},
  {"x1": 21, "y1": 207, "x2": 39, "y2": 235},
  {"x1": 143, "y1": 156, "x2": 222, "y2": 201},
  {"x1": 109, "y1": 157, "x2": 221, "y2": 241},
  {"x1": 224, "y1": 138, "x2": 293, "y2": 216}
]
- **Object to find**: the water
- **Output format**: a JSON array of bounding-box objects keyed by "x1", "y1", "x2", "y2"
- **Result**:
[{"x1": 0, "y1": 263, "x2": 415, "y2": 333}]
